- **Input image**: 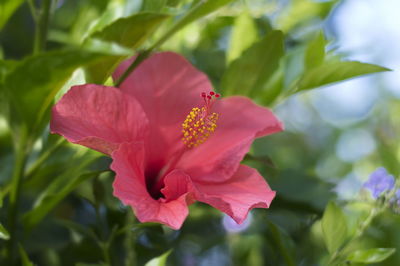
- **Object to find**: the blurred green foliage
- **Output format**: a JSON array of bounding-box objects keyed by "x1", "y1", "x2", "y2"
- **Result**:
[{"x1": 0, "y1": 0, "x2": 398, "y2": 265}]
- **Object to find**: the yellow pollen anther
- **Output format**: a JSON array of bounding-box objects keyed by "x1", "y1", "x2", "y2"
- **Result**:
[{"x1": 181, "y1": 106, "x2": 219, "y2": 148}]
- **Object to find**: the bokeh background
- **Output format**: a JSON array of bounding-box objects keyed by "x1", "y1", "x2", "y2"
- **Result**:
[{"x1": 1, "y1": 0, "x2": 399, "y2": 265}]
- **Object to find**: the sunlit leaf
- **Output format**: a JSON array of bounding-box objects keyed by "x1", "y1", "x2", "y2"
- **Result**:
[
  {"x1": 226, "y1": 11, "x2": 258, "y2": 64},
  {"x1": 297, "y1": 61, "x2": 390, "y2": 92},
  {"x1": 0, "y1": 222, "x2": 10, "y2": 240},
  {"x1": 221, "y1": 30, "x2": 284, "y2": 95},
  {"x1": 0, "y1": 0, "x2": 24, "y2": 29},
  {"x1": 277, "y1": 0, "x2": 338, "y2": 32},
  {"x1": 321, "y1": 201, "x2": 348, "y2": 254},
  {"x1": 304, "y1": 31, "x2": 326, "y2": 70},
  {"x1": 347, "y1": 248, "x2": 396, "y2": 263},
  {"x1": 85, "y1": 12, "x2": 169, "y2": 83},
  {"x1": 145, "y1": 250, "x2": 172, "y2": 266},
  {"x1": 154, "y1": 0, "x2": 236, "y2": 48}
]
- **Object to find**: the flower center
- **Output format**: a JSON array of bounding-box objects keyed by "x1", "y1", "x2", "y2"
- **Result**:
[{"x1": 181, "y1": 91, "x2": 220, "y2": 148}]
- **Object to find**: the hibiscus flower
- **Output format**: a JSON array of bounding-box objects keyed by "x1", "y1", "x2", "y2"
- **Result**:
[{"x1": 50, "y1": 52, "x2": 283, "y2": 229}]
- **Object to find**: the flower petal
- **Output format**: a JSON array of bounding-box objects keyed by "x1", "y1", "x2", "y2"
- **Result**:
[
  {"x1": 113, "y1": 52, "x2": 213, "y2": 164},
  {"x1": 111, "y1": 142, "x2": 192, "y2": 230},
  {"x1": 177, "y1": 96, "x2": 283, "y2": 182},
  {"x1": 51, "y1": 84, "x2": 148, "y2": 155},
  {"x1": 194, "y1": 165, "x2": 276, "y2": 224}
]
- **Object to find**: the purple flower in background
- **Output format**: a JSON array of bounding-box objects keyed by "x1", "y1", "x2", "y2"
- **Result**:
[
  {"x1": 222, "y1": 213, "x2": 252, "y2": 233},
  {"x1": 363, "y1": 167, "x2": 395, "y2": 198},
  {"x1": 394, "y1": 189, "x2": 400, "y2": 205}
]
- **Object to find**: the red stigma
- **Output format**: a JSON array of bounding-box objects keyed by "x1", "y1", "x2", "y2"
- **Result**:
[
  {"x1": 207, "y1": 95, "x2": 212, "y2": 99},
  {"x1": 209, "y1": 91, "x2": 215, "y2": 96},
  {"x1": 215, "y1": 93, "x2": 220, "y2": 98},
  {"x1": 201, "y1": 92, "x2": 206, "y2": 97}
]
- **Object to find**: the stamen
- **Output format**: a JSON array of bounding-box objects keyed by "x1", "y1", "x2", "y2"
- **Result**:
[{"x1": 181, "y1": 91, "x2": 220, "y2": 148}]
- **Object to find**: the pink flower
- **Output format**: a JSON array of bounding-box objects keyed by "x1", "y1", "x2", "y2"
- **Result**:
[{"x1": 51, "y1": 52, "x2": 283, "y2": 229}]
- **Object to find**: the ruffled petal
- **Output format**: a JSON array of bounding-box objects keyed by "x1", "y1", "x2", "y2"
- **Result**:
[
  {"x1": 113, "y1": 52, "x2": 213, "y2": 164},
  {"x1": 51, "y1": 84, "x2": 149, "y2": 155},
  {"x1": 111, "y1": 143, "x2": 193, "y2": 230},
  {"x1": 194, "y1": 165, "x2": 276, "y2": 224},
  {"x1": 177, "y1": 96, "x2": 283, "y2": 182}
]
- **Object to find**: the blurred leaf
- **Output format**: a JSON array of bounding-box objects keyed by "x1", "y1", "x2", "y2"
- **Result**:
[
  {"x1": 19, "y1": 244, "x2": 34, "y2": 266},
  {"x1": 267, "y1": 221, "x2": 296, "y2": 266},
  {"x1": 142, "y1": 0, "x2": 166, "y2": 12},
  {"x1": 76, "y1": 263, "x2": 107, "y2": 266},
  {"x1": 3, "y1": 48, "x2": 129, "y2": 138},
  {"x1": 154, "y1": 0, "x2": 236, "y2": 48},
  {"x1": 145, "y1": 250, "x2": 172, "y2": 266},
  {"x1": 260, "y1": 67, "x2": 284, "y2": 106},
  {"x1": 347, "y1": 248, "x2": 396, "y2": 263},
  {"x1": 85, "y1": 12, "x2": 169, "y2": 83},
  {"x1": 221, "y1": 30, "x2": 284, "y2": 95},
  {"x1": 244, "y1": 153, "x2": 276, "y2": 169},
  {"x1": 278, "y1": 0, "x2": 338, "y2": 32},
  {"x1": 166, "y1": 0, "x2": 181, "y2": 7},
  {"x1": 226, "y1": 11, "x2": 258, "y2": 64},
  {"x1": 305, "y1": 31, "x2": 326, "y2": 70},
  {"x1": 321, "y1": 201, "x2": 348, "y2": 254},
  {"x1": 0, "y1": 0, "x2": 24, "y2": 29},
  {"x1": 23, "y1": 154, "x2": 102, "y2": 230},
  {"x1": 57, "y1": 219, "x2": 99, "y2": 242},
  {"x1": 93, "y1": 176, "x2": 105, "y2": 204},
  {"x1": 297, "y1": 61, "x2": 390, "y2": 92},
  {"x1": 90, "y1": 13, "x2": 169, "y2": 46},
  {"x1": 0, "y1": 59, "x2": 17, "y2": 82},
  {"x1": 0, "y1": 222, "x2": 10, "y2": 240},
  {"x1": 377, "y1": 132, "x2": 400, "y2": 177}
]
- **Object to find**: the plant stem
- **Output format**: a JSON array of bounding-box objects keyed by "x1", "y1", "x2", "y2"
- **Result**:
[
  {"x1": 7, "y1": 129, "x2": 29, "y2": 263},
  {"x1": 101, "y1": 242, "x2": 111, "y2": 265},
  {"x1": 33, "y1": 0, "x2": 52, "y2": 54},
  {"x1": 124, "y1": 212, "x2": 137, "y2": 266},
  {"x1": 115, "y1": 50, "x2": 151, "y2": 87}
]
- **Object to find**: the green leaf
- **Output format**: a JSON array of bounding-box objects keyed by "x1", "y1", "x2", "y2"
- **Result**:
[
  {"x1": 153, "y1": 0, "x2": 235, "y2": 49},
  {"x1": 347, "y1": 248, "x2": 396, "y2": 263},
  {"x1": 221, "y1": 30, "x2": 284, "y2": 95},
  {"x1": 266, "y1": 221, "x2": 296, "y2": 266},
  {"x1": 85, "y1": 12, "x2": 169, "y2": 83},
  {"x1": 277, "y1": 0, "x2": 338, "y2": 32},
  {"x1": 297, "y1": 61, "x2": 391, "y2": 92},
  {"x1": 142, "y1": 0, "x2": 167, "y2": 12},
  {"x1": 3, "y1": 48, "x2": 129, "y2": 138},
  {"x1": 91, "y1": 13, "x2": 169, "y2": 47},
  {"x1": 226, "y1": 11, "x2": 258, "y2": 64},
  {"x1": 0, "y1": 222, "x2": 10, "y2": 240},
  {"x1": 19, "y1": 244, "x2": 34, "y2": 266},
  {"x1": 0, "y1": 0, "x2": 24, "y2": 29},
  {"x1": 0, "y1": 59, "x2": 17, "y2": 82},
  {"x1": 23, "y1": 153, "x2": 102, "y2": 231},
  {"x1": 166, "y1": 0, "x2": 181, "y2": 7},
  {"x1": 305, "y1": 31, "x2": 326, "y2": 70},
  {"x1": 321, "y1": 201, "x2": 348, "y2": 254},
  {"x1": 260, "y1": 67, "x2": 284, "y2": 106},
  {"x1": 145, "y1": 250, "x2": 172, "y2": 266}
]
